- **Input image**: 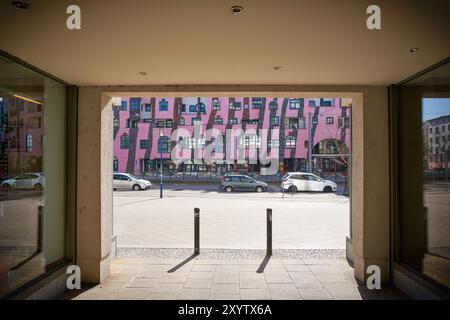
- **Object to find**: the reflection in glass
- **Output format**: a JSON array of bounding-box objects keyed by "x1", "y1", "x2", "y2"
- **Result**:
[
  {"x1": 0, "y1": 54, "x2": 68, "y2": 297},
  {"x1": 422, "y1": 98, "x2": 450, "y2": 287},
  {"x1": 397, "y1": 60, "x2": 450, "y2": 290}
]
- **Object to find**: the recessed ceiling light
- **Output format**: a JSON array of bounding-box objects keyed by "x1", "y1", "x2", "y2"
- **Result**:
[
  {"x1": 138, "y1": 72, "x2": 147, "y2": 76},
  {"x1": 230, "y1": 5, "x2": 243, "y2": 14},
  {"x1": 409, "y1": 48, "x2": 419, "y2": 53},
  {"x1": 273, "y1": 66, "x2": 282, "y2": 71},
  {"x1": 11, "y1": 1, "x2": 30, "y2": 9}
]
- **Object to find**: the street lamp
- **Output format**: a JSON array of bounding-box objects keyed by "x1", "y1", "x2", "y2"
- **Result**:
[{"x1": 159, "y1": 129, "x2": 164, "y2": 198}]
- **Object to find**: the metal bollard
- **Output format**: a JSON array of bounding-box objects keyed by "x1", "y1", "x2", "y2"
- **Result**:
[
  {"x1": 194, "y1": 208, "x2": 200, "y2": 254},
  {"x1": 267, "y1": 208, "x2": 272, "y2": 256}
]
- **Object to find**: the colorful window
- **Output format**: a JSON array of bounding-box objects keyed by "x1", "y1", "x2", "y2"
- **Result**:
[
  {"x1": 159, "y1": 99, "x2": 169, "y2": 111},
  {"x1": 120, "y1": 134, "x2": 130, "y2": 149},
  {"x1": 140, "y1": 139, "x2": 150, "y2": 149},
  {"x1": 289, "y1": 98, "x2": 303, "y2": 109},
  {"x1": 130, "y1": 97, "x2": 141, "y2": 111},
  {"x1": 213, "y1": 118, "x2": 224, "y2": 125},
  {"x1": 270, "y1": 116, "x2": 279, "y2": 126},
  {"x1": 158, "y1": 136, "x2": 170, "y2": 153},
  {"x1": 119, "y1": 100, "x2": 128, "y2": 110},
  {"x1": 285, "y1": 136, "x2": 296, "y2": 148}
]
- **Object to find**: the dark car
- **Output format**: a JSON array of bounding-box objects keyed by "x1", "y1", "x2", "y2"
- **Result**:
[{"x1": 220, "y1": 174, "x2": 268, "y2": 193}]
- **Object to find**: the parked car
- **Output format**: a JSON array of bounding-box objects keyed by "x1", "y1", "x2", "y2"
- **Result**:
[
  {"x1": 172, "y1": 171, "x2": 197, "y2": 178},
  {"x1": 1, "y1": 173, "x2": 45, "y2": 191},
  {"x1": 220, "y1": 174, "x2": 268, "y2": 192},
  {"x1": 113, "y1": 173, "x2": 151, "y2": 191},
  {"x1": 281, "y1": 172, "x2": 337, "y2": 192}
]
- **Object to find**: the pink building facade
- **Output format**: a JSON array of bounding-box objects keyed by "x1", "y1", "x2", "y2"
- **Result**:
[
  {"x1": 112, "y1": 97, "x2": 351, "y2": 175},
  {"x1": 0, "y1": 97, "x2": 43, "y2": 179}
]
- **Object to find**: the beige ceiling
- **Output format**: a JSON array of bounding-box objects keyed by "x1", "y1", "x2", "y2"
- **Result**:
[{"x1": 0, "y1": 0, "x2": 449, "y2": 86}]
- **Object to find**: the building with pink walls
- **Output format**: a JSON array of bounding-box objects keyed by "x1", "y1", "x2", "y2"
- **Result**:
[
  {"x1": 0, "y1": 97, "x2": 43, "y2": 179},
  {"x1": 112, "y1": 97, "x2": 351, "y2": 175}
]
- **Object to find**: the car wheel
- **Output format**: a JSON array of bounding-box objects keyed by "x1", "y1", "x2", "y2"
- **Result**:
[
  {"x1": 323, "y1": 186, "x2": 333, "y2": 193},
  {"x1": 225, "y1": 186, "x2": 233, "y2": 193},
  {"x1": 34, "y1": 183, "x2": 43, "y2": 191},
  {"x1": 133, "y1": 184, "x2": 141, "y2": 191},
  {"x1": 255, "y1": 186, "x2": 263, "y2": 193},
  {"x1": 2, "y1": 184, "x2": 11, "y2": 191},
  {"x1": 288, "y1": 185, "x2": 297, "y2": 193}
]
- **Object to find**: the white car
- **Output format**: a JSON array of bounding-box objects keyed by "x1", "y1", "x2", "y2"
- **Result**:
[
  {"x1": 281, "y1": 172, "x2": 337, "y2": 193},
  {"x1": 1, "y1": 173, "x2": 45, "y2": 191},
  {"x1": 113, "y1": 173, "x2": 151, "y2": 191}
]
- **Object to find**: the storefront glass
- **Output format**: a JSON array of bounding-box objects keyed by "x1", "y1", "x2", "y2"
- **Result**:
[
  {"x1": 0, "y1": 53, "x2": 70, "y2": 297},
  {"x1": 397, "y1": 60, "x2": 450, "y2": 290}
]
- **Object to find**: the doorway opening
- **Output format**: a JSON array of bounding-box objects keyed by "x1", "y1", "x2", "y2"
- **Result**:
[{"x1": 110, "y1": 96, "x2": 351, "y2": 257}]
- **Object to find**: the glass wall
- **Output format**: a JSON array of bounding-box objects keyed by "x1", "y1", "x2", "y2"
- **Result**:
[
  {"x1": 0, "y1": 53, "x2": 69, "y2": 297},
  {"x1": 396, "y1": 59, "x2": 450, "y2": 290}
]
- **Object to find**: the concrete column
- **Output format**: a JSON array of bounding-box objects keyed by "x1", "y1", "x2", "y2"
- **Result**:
[
  {"x1": 76, "y1": 88, "x2": 112, "y2": 283},
  {"x1": 351, "y1": 88, "x2": 390, "y2": 283}
]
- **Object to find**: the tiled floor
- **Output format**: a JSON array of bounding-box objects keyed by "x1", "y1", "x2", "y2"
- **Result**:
[{"x1": 62, "y1": 255, "x2": 407, "y2": 300}]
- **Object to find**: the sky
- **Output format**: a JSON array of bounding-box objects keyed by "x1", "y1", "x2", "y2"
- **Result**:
[{"x1": 422, "y1": 98, "x2": 450, "y2": 121}]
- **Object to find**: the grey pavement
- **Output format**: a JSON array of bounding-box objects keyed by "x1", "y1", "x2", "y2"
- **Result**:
[
  {"x1": 113, "y1": 185, "x2": 349, "y2": 249},
  {"x1": 62, "y1": 255, "x2": 407, "y2": 300}
]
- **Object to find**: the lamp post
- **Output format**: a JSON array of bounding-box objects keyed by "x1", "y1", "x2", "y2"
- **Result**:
[
  {"x1": 159, "y1": 129, "x2": 163, "y2": 198},
  {"x1": 308, "y1": 112, "x2": 312, "y2": 173}
]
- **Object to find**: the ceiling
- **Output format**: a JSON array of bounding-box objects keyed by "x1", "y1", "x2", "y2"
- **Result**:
[{"x1": 0, "y1": 0, "x2": 449, "y2": 86}]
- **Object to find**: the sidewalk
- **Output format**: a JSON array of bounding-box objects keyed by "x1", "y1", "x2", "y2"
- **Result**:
[{"x1": 62, "y1": 251, "x2": 406, "y2": 300}]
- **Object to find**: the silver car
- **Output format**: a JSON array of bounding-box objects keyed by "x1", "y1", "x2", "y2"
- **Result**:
[{"x1": 113, "y1": 173, "x2": 151, "y2": 191}]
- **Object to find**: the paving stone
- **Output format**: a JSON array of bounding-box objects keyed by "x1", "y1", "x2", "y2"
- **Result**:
[
  {"x1": 142, "y1": 264, "x2": 174, "y2": 272},
  {"x1": 115, "y1": 288, "x2": 151, "y2": 299},
  {"x1": 240, "y1": 278, "x2": 268, "y2": 289},
  {"x1": 264, "y1": 273, "x2": 293, "y2": 284},
  {"x1": 188, "y1": 271, "x2": 214, "y2": 279},
  {"x1": 239, "y1": 271, "x2": 265, "y2": 280},
  {"x1": 215, "y1": 265, "x2": 239, "y2": 274},
  {"x1": 136, "y1": 270, "x2": 166, "y2": 279},
  {"x1": 210, "y1": 294, "x2": 241, "y2": 300},
  {"x1": 73, "y1": 291, "x2": 117, "y2": 300},
  {"x1": 315, "y1": 274, "x2": 348, "y2": 284},
  {"x1": 159, "y1": 273, "x2": 189, "y2": 283},
  {"x1": 127, "y1": 278, "x2": 158, "y2": 288},
  {"x1": 183, "y1": 278, "x2": 213, "y2": 289},
  {"x1": 191, "y1": 264, "x2": 215, "y2": 272},
  {"x1": 299, "y1": 288, "x2": 333, "y2": 300},
  {"x1": 150, "y1": 283, "x2": 183, "y2": 294},
  {"x1": 238, "y1": 259, "x2": 263, "y2": 265},
  {"x1": 240, "y1": 288, "x2": 271, "y2": 300},
  {"x1": 106, "y1": 273, "x2": 135, "y2": 283},
  {"x1": 213, "y1": 274, "x2": 239, "y2": 284},
  {"x1": 63, "y1": 256, "x2": 406, "y2": 300},
  {"x1": 284, "y1": 264, "x2": 310, "y2": 272},
  {"x1": 323, "y1": 283, "x2": 363, "y2": 300},
  {"x1": 268, "y1": 284, "x2": 301, "y2": 300},
  {"x1": 146, "y1": 293, "x2": 179, "y2": 300},
  {"x1": 262, "y1": 268, "x2": 289, "y2": 275},
  {"x1": 211, "y1": 284, "x2": 240, "y2": 295},
  {"x1": 281, "y1": 259, "x2": 305, "y2": 265},
  {"x1": 194, "y1": 259, "x2": 217, "y2": 265},
  {"x1": 307, "y1": 265, "x2": 339, "y2": 275},
  {"x1": 290, "y1": 273, "x2": 323, "y2": 289},
  {"x1": 238, "y1": 264, "x2": 260, "y2": 272},
  {"x1": 95, "y1": 282, "x2": 126, "y2": 293},
  {"x1": 179, "y1": 288, "x2": 211, "y2": 300},
  {"x1": 215, "y1": 259, "x2": 239, "y2": 265}
]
